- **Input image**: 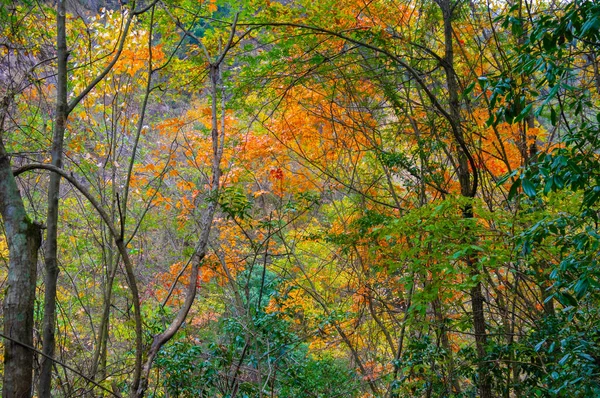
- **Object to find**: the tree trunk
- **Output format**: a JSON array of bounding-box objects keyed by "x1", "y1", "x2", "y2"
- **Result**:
[
  {"x1": 0, "y1": 97, "x2": 42, "y2": 396},
  {"x1": 435, "y1": 0, "x2": 492, "y2": 396},
  {"x1": 91, "y1": 240, "x2": 118, "y2": 380},
  {"x1": 134, "y1": 46, "x2": 223, "y2": 398},
  {"x1": 1, "y1": 211, "x2": 41, "y2": 398},
  {"x1": 39, "y1": 1, "x2": 68, "y2": 395}
]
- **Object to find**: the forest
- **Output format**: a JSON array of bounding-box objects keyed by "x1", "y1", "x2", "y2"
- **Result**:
[{"x1": 1, "y1": 0, "x2": 599, "y2": 397}]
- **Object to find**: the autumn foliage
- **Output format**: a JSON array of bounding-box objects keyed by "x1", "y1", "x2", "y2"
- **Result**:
[{"x1": 1, "y1": 0, "x2": 600, "y2": 397}]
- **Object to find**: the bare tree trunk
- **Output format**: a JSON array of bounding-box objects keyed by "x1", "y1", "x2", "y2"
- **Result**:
[
  {"x1": 91, "y1": 59, "x2": 122, "y2": 381},
  {"x1": 435, "y1": 0, "x2": 491, "y2": 396},
  {"x1": 134, "y1": 10, "x2": 238, "y2": 391},
  {"x1": 39, "y1": 1, "x2": 68, "y2": 395},
  {"x1": 134, "y1": 70, "x2": 220, "y2": 398},
  {"x1": 0, "y1": 96, "x2": 42, "y2": 398},
  {"x1": 90, "y1": 242, "x2": 119, "y2": 380}
]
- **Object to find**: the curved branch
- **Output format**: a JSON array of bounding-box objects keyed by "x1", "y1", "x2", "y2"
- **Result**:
[
  {"x1": 14, "y1": 164, "x2": 117, "y2": 237},
  {"x1": 239, "y1": 21, "x2": 478, "y2": 196},
  {"x1": 14, "y1": 163, "x2": 144, "y2": 391},
  {"x1": 66, "y1": 0, "x2": 157, "y2": 113}
]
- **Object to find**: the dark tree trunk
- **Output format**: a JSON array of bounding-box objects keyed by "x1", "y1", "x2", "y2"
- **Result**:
[
  {"x1": 39, "y1": 1, "x2": 68, "y2": 395},
  {"x1": 435, "y1": 0, "x2": 492, "y2": 396}
]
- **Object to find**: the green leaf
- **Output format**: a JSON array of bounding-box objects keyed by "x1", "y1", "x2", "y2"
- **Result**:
[
  {"x1": 497, "y1": 169, "x2": 518, "y2": 185},
  {"x1": 508, "y1": 178, "x2": 521, "y2": 200},
  {"x1": 521, "y1": 177, "x2": 537, "y2": 197},
  {"x1": 550, "y1": 107, "x2": 558, "y2": 126},
  {"x1": 514, "y1": 103, "x2": 533, "y2": 123},
  {"x1": 574, "y1": 278, "x2": 589, "y2": 299},
  {"x1": 556, "y1": 292, "x2": 578, "y2": 307},
  {"x1": 462, "y1": 81, "x2": 476, "y2": 99},
  {"x1": 558, "y1": 353, "x2": 571, "y2": 366},
  {"x1": 534, "y1": 339, "x2": 546, "y2": 352},
  {"x1": 544, "y1": 178, "x2": 553, "y2": 194}
]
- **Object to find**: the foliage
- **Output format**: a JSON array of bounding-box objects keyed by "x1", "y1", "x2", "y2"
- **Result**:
[{"x1": 3, "y1": 0, "x2": 600, "y2": 397}]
